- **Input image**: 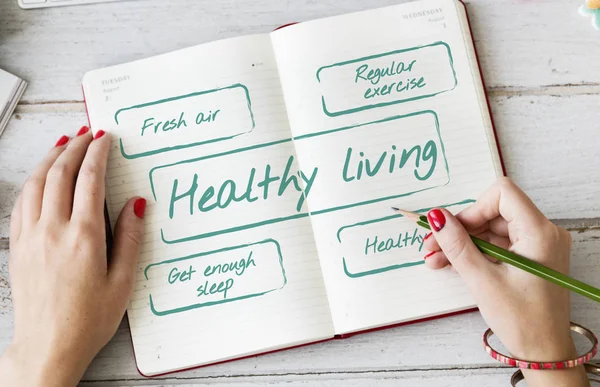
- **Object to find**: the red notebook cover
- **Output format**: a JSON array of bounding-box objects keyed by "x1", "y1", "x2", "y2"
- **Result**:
[{"x1": 82, "y1": 0, "x2": 506, "y2": 377}]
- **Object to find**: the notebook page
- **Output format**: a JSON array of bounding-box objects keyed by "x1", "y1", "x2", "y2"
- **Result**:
[
  {"x1": 82, "y1": 34, "x2": 334, "y2": 375},
  {"x1": 271, "y1": 0, "x2": 503, "y2": 334}
]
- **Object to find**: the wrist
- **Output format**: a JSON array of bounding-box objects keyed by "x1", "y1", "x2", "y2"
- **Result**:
[
  {"x1": 523, "y1": 366, "x2": 590, "y2": 387},
  {"x1": 520, "y1": 339, "x2": 590, "y2": 387},
  {"x1": 0, "y1": 341, "x2": 85, "y2": 387},
  {"x1": 509, "y1": 330, "x2": 578, "y2": 362}
]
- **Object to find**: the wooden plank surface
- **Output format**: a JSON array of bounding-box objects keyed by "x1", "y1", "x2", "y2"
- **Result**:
[
  {"x1": 0, "y1": 229, "x2": 598, "y2": 383},
  {"x1": 78, "y1": 369, "x2": 515, "y2": 387},
  {"x1": 0, "y1": 0, "x2": 599, "y2": 104}
]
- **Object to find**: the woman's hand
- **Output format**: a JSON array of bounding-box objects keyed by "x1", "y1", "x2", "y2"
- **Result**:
[
  {"x1": 424, "y1": 177, "x2": 589, "y2": 387},
  {"x1": 0, "y1": 127, "x2": 146, "y2": 387}
]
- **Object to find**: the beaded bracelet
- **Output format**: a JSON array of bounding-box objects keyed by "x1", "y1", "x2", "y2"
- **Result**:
[
  {"x1": 483, "y1": 322, "x2": 598, "y2": 370},
  {"x1": 511, "y1": 363, "x2": 600, "y2": 386}
]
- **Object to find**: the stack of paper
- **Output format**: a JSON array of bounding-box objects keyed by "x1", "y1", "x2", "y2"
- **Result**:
[{"x1": 0, "y1": 68, "x2": 27, "y2": 137}]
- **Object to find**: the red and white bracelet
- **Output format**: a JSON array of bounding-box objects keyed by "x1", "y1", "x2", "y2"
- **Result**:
[
  {"x1": 511, "y1": 363, "x2": 600, "y2": 386},
  {"x1": 483, "y1": 322, "x2": 598, "y2": 370}
]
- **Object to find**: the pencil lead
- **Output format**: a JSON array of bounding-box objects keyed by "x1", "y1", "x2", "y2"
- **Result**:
[{"x1": 391, "y1": 207, "x2": 400, "y2": 211}]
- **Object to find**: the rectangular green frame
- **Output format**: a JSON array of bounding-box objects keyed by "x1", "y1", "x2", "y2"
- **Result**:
[
  {"x1": 150, "y1": 110, "x2": 449, "y2": 244},
  {"x1": 336, "y1": 199, "x2": 475, "y2": 278},
  {"x1": 316, "y1": 42, "x2": 457, "y2": 117},
  {"x1": 114, "y1": 83, "x2": 255, "y2": 159},
  {"x1": 143, "y1": 239, "x2": 286, "y2": 316}
]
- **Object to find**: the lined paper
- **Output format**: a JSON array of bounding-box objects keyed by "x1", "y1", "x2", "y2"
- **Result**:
[
  {"x1": 83, "y1": 34, "x2": 334, "y2": 375},
  {"x1": 271, "y1": 0, "x2": 503, "y2": 334}
]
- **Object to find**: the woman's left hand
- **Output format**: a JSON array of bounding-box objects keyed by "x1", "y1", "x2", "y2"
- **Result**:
[{"x1": 0, "y1": 126, "x2": 146, "y2": 387}]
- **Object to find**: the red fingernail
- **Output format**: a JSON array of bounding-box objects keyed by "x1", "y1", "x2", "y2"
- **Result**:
[
  {"x1": 424, "y1": 232, "x2": 432, "y2": 240},
  {"x1": 427, "y1": 209, "x2": 446, "y2": 232},
  {"x1": 77, "y1": 126, "x2": 90, "y2": 136},
  {"x1": 133, "y1": 198, "x2": 147, "y2": 219},
  {"x1": 424, "y1": 251, "x2": 436, "y2": 260},
  {"x1": 94, "y1": 130, "x2": 106, "y2": 140},
  {"x1": 55, "y1": 135, "x2": 69, "y2": 147}
]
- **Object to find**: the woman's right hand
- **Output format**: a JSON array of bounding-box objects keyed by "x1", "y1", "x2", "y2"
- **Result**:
[{"x1": 423, "y1": 177, "x2": 589, "y2": 387}]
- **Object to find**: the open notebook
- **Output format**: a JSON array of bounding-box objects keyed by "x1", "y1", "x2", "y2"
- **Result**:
[{"x1": 82, "y1": 0, "x2": 503, "y2": 376}]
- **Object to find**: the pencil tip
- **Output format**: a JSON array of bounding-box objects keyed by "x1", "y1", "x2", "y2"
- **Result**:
[{"x1": 392, "y1": 208, "x2": 422, "y2": 221}]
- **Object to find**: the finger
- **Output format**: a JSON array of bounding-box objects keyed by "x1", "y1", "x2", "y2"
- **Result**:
[
  {"x1": 72, "y1": 130, "x2": 110, "y2": 223},
  {"x1": 9, "y1": 193, "x2": 23, "y2": 247},
  {"x1": 423, "y1": 232, "x2": 441, "y2": 252},
  {"x1": 457, "y1": 177, "x2": 547, "y2": 233},
  {"x1": 474, "y1": 230, "x2": 512, "y2": 263},
  {"x1": 475, "y1": 230, "x2": 511, "y2": 251},
  {"x1": 21, "y1": 135, "x2": 70, "y2": 228},
  {"x1": 424, "y1": 250, "x2": 450, "y2": 270},
  {"x1": 453, "y1": 215, "x2": 510, "y2": 239},
  {"x1": 427, "y1": 208, "x2": 497, "y2": 283},
  {"x1": 488, "y1": 217, "x2": 509, "y2": 237},
  {"x1": 41, "y1": 126, "x2": 93, "y2": 220},
  {"x1": 425, "y1": 219, "x2": 509, "y2": 253},
  {"x1": 425, "y1": 229, "x2": 509, "y2": 265},
  {"x1": 109, "y1": 197, "x2": 146, "y2": 305}
]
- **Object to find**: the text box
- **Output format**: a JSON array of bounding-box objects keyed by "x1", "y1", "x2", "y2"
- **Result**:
[
  {"x1": 316, "y1": 42, "x2": 457, "y2": 116},
  {"x1": 144, "y1": 239, "x2": 286, "y2": 316},
  {"x1": 337, "y1": 200, "x2": 474, "y2": 278},
  {"x1": 295, "y1": 110, "x2": 450, "y2": 214},
  {"x1": 149, "y1": 139, "x2": 310, "y2": 244},
  {"x1": 149, "y1": 110, "x2": 449, "y2": 243},
  {"x1": 114, "y1": 84, "x2": 255, "y2": 159}
]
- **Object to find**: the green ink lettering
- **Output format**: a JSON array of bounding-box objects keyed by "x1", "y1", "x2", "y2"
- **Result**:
[
  {"x1": 223, "y1": 278, "x2": 234, "y2": 298},
  {"x1": 384, "y1": 238, "x2": 394, "y2": 250},
  {"x1": 342, "y1": 147, "x2": 355, "y2": 182},
  {"x1": 257, "y1": 164, "x2": 280, "y2": 199},
  {"x1": 415, "y1": 140, "x2": 437, "y2": 181},
  {"x1": 297, "y1": 168, "x2": 318, "y2": 212},
  {"x1": 169, "y1": 174, "x2": 198, "y2": 219},
  {"x1": 176, "y1": 111, "x2": 187, "y2": 128},
  {"x1": 141, "y1": 118, "x2": 155, "y2": 136},
  {"x1": 400, "y1": 145, "x2": 421, "y2": 169},
  {"x1": 365, "y1": 151, "x2": 387, "y2": 177},
  {"x1": 355, "y1": 64, "x2": 368, "y2": 83},
  {"x1": 278, "y1": 156, "x2": 301, "y2": 196},
  {"x1": 168, "y1": 268, "x2": 179, "y2": 284},
  {"x1": 364, "y1": 236, "x2": 377, "y2": 255},
  {"x1": 237, "y1": 168, "x2": 259, "y2": 203},
  {"x1": 389, "y1": 145, "x2": 397, "y2": 173},
  {"x1": 217, "y1": 180, "x2": 237, "y2": 209},
  {"x1": 198, "y1": 186, "x2": 218, "y2": 212}
]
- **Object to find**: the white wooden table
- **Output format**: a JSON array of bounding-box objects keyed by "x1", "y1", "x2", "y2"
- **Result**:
[{"x1": 1, "y1": 0, "x2": 599, "y2": 385}]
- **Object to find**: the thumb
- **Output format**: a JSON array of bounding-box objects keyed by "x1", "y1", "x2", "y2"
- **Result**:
[
  {"x1": 108, "y1": 197, "x2": 146, "y2": 298},
  {"x1": 427, "y1": 208, "x2": 492, "y2": 281}
]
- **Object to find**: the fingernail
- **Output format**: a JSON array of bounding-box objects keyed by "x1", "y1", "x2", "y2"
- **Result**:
[
  {"x1": 424, "y1": 251, "x2": 435, "y2": 260},
  {"x1": 77, "y1": 126, "x2": 90, "y2": 136},
  {"x1": 93, "y1": 130, "x2": 106, "y2": 140},
  {"x1": 55, "y1": 135, "x2": 69, "y2": 147},
  {"x1": 427, "y1": 209, "x2": 446, "y2": 232},
  {"x1": 133, "y1": 198, "x2": 147, "y2": 219},
  {"x1": 424, "y1": 232, "x2": 433, "y2": 240}
]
